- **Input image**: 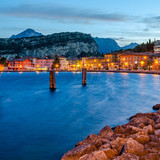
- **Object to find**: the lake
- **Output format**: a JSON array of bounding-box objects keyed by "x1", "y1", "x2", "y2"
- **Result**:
[{"x1": 0, "y1": 72, "x2": 159, "y2": 160}]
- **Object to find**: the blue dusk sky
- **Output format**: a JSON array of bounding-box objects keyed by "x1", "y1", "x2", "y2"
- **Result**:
[{"x1": 1, "y1": 0, "x2": 160, "y2": 46}]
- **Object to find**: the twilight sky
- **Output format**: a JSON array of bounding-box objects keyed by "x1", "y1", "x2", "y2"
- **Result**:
[{"x1": 1, "y1": 0, "x2": 160, "y2": 46}]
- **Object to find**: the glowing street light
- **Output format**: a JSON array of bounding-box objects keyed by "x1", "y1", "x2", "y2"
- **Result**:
[
  {"x1": 155, "y1": 60, "x2": 158, "y2": 64},
  {"x1": 55, "y1": 64, "x2": 59, "y2": 68},
  {"x1": 141, "y1": 61, "x2": 144, "y2": 65}
]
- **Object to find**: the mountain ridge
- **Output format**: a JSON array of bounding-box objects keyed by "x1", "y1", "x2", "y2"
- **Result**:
[
  {"x1": 10, "y1": 29, "x2": 43, "y2": 38},
  {"x1": 0, "y1": 32, "x2": 98, "y2": 58},
  {"x1": 94, "y1": 37, "x2": 139, "y2": 53}
]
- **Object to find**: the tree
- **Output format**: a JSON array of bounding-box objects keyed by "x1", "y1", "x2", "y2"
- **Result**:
[
  {"x1": 51, "y1": 55, "x2": 61, "y2": 70},
  {"x1": 147, "y1": 61, "x2": 153, "y2": 71},
  {"x1": 133, "y1": 39, "x2": 154, "y2": 52},
  {"x1": 133, "y1": 64, "x2": 138, "y2": 70},
  {"x1": 0, "y1": 57, "x2": 8, "y2": 66}
]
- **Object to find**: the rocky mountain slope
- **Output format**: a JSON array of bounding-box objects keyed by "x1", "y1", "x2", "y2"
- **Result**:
[
  {"x1": 94, "y1": 37, "x2": 121, "y2": 53},
  {"x1": 0, "y1": 32, "x2": 98, "y2": 58},
  {"x1": 94, "y1": 37, "x2": 139, "y2": 53}
]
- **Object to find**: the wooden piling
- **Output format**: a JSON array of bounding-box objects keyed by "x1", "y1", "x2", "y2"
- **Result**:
[
  {"x1": 82, "y1": 68, "x2": 87, "y2": 85},
  {"x1": 50, "y1": 70, "x2": 56, "y2": 89}
]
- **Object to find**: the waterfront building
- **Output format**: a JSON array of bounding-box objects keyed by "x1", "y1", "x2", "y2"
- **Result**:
[
  {"x1": 82, "y1": 57, "x2": 105, "y2": 70},
  {"x1": 0, "y1": 64, "x2": 4, "y2": 71},
  {"x1": 104, "y1": 52, "x2": 122, "y2": 70},
  {"x1": 154, "y1": 40, "x2": 160, "y2": 54},
  {"x1": 35, "y1": 56, "x2": 68, "y2": 70},
  {"x1": 7, "y1": 58, "x2": 33, "y2": 71},
  {"x1": 36, "y1": 59, "x2": 54, "y2": 70},
  {"x1": 150, "y1": 53, "x2": 160, "y2": 70},
  {"x1": 104, "y1": 52, "x2": 122, "y2": 63},
  {"x1": 59, "y1": 56, "x2": 68, "y2": 70},
  {"x1": 120, "y1": 52, "x2": 149, "y2": 70},
  {"x1": 67, "y1": 58, "x2": 82, "y2": 70}
]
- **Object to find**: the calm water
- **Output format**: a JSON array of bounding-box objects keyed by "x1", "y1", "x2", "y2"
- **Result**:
[{"x1": 0, "y1": 72, "x2": 159, "y2": 160}]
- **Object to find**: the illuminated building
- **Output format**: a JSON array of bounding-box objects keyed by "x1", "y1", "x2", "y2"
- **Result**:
[
  {"x1": 7, "y1": 58, "x2": 32, "y2": 71},
  {"x1": 0, "y1": 64, "x2": 4, "y2": 71},
  {"x1": 67, "y1": 58, "x2": 82, "y2": 70},
  {"x1": 104, "y1": 52, "x2": 122, "y2": 69},
  {"x1": 82, "y1": 57, "x2": 105, "y2": 70},
  {"x1": 154, "y1": 40, "x2": 160, "y2": 54},
  {"x1": 36, "y1": 59, "x2": 54, "y2": 70},
  {"x1": 120, "y1": 52, "x2": 149, "y2": 70},
  {"x1": 59, "y1": 56, "x2": 68, "y2": 70}
]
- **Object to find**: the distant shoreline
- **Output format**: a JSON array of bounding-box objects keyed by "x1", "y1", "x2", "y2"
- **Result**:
[{"x1": 1, "y1": 70, "x2": 160, "y2": 75}]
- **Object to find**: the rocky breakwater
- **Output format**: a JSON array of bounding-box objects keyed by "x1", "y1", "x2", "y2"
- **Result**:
[{"x1": 61, "y1": 106, "x2": 160, "y2": 160}]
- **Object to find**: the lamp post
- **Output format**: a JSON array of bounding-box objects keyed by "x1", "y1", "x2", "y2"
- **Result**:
[{"x1": 140, "y1": 61, "x2": 144, "y2": 70}]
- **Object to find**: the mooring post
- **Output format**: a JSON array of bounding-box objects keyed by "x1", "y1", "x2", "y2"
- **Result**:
[
  {"x1": 82, "y1": 68, "x2": 87, "y2": 85},
  {"x1": 50, "y1": 70, "x2": 56, "y2": 89}
]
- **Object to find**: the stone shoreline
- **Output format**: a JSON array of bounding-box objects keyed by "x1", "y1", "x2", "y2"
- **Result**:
[{"x1": 61, "y1": 105, "x2": 160, "y2": 160}]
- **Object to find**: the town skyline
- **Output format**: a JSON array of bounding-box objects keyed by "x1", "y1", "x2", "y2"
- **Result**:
[{"x1": 1, "y1": 0, "x2": 160, "y2": 46}]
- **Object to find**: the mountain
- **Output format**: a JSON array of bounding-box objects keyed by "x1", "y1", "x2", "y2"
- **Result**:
[
  {"x1": 121, "y1": 43, "x2": 139, "y2": 50},
  {"x1": 10, "y1": 29, "x2": 43, "y2": 38},
  {"x1": 94, "y1": 37, "x2": 121, "y2": 53},
  {"x1": 0, "y1": 32, "x2": 98, "y2": 58},
  {"x1": 94, "y1": 37, "x2": 139, "y2": 53}
]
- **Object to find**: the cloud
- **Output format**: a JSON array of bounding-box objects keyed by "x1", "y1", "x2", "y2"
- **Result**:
[
  {"x1": 143, "y1": 16, "x2": 160, "y2": 28},
  {"x1": 112, "y1": 37, "x2": 124, "y2": 40},
  {"x1": 0, "y1": 3, "x2": 130, "y2": 23}
]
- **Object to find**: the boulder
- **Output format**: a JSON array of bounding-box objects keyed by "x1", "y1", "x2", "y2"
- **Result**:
[
  {"x1": 157, "y1": 110, "x2": 160, "y2": 113},
  {"x1": 99, "y1": 143, "x2": 111, "y2": 150},
  {"x1": 113, "y1": 153, "x2": 139, "y2": 160},
  {"x1": 145, "y1": 141, "x2": 160, "y2": 148},
  {"x1": 153, "y1": 123, "x2": 160, "y2": 129},
  {"x1": 123, "y1": 125, "x2": 142, "y2": 136},
  {"x1": 149, "y1": 135, "x2": 160, "y2": 143},
  {"x1": 79, "y1": 151, "x2": 108, "y2": 160},
  {"x1": 110, "y1": 137, "x2": 127, "y2": 154},
  {"x1": 129, "y1": 134, "x2": 149, "y2": 144},
  {"x1": 140, "y1": 153, "x2": 160, "y2": 160},
  {"x1": 75, "y1": 141, "x2": 82, "y2": 147},
  {"x1": 114, "y1": 125, "x2": 125, "y2": 134},
  {"x1": 153, "y1": 104, "x2": 160, "y2": 110},
  {"x1": 154, "y1": 129, "x2": 160, "y2": 138},
  {"x1": 61, "y1": 144, "x2": 97, "y2": 160},
  {"x1": 123, "y1": 138, "x2": 144, "y2": 156},
  {"x1": 152, "y1": 113, "x2": 160, "y2": 124},
  {"x1": 61, "y1": 134, "x2": 104, "y2": 160},
  {"x1": 115, "y1": 134, "x2": 126, "y2": 138},
  {"x1": 143, "y1": 125, "x2": 154, "y2": 134},
  {"x1": 100, "y1": 148, "x2": 118, "y2": 159},
  {"x1": 129, "y1": 117, "x2": 155, "y2": 128},
  {"x1": 98, "y1": 125, "x2": 113, "y2": 139},
  {"x1": 101, "y1": 138, "x2": 110, "y2": 144},
  {"x1": 130, "y1": 113, "x2": 153, "y2": 120}
]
